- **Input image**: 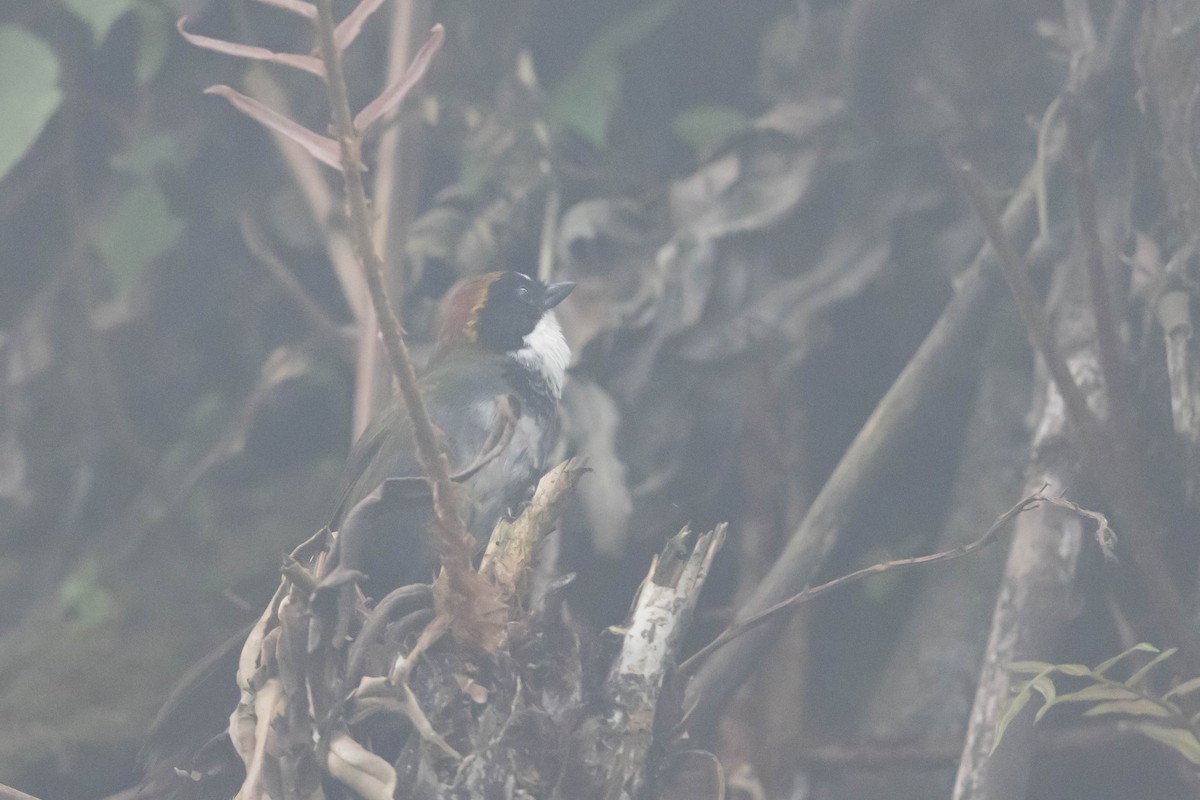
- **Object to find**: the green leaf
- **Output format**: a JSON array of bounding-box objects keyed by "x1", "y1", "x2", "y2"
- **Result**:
[
  {"x1": 1029, "y1": 675, "x2": 1058, "y2": 722},
  {"x1": 63, "y1": 0, "x2": 137, "y2": 44},
  {"x1": 547, "y1": 0, "x2": 684, "y2": 148},
  {"x1": 1134, "y1": 724, "x2": 1200, "y2": 765},
  {"x1": 548, "y1": 58, "x2": 620, "y2": 149},
  {"x1": 111, "y1": 132, "x2": 177, "y2": 175},
  {"x1": 0, "y1": 26, "x2": 62, "y2": 182},
  {"x1": 95, "y1": 179, "x2": 184, "y2": 294},
  {"x1": 1164, "y1": 676, "x2": 1200, "y2": 701},
  {"x1": 1084, "y1": 699, "x2": 1173, "y2": 718},
  {"x1": 59, "y1": 558, "x2": 117, "y2": 628},
  {"x1": 674, "y1": 105, "x2": 753, "y2": 158},
  {"x1": 991, "y1": 686, "x2": 1032, "y2": 754},
  {"x1": 1051, "y1": 663, "x2": 1095, "y2": 677},
  {"x1": 132, "y1": 0, "x2": 170, "y2": 85},
  {"x1": 1127, "y1": 647, "x2": 1177, "y2": 687},
  {"x1": 1052, "y1": 683, "x2": 1141, "y2": 705},
  {"x1": 1029, "y1": 675, "x2": 1057, "y2": 705},
  {"x1": 1095, "y1": 643, "x2": 1159, "y2": 677}
]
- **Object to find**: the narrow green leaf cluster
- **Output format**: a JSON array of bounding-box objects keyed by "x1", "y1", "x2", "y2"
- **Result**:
[{"x1": 994, "y1": 644, "x2": 1200, "y2": 765}]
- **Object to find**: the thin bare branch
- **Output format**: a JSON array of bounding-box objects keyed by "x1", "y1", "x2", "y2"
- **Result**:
[
  {"x1": 204, "y1": 85, "x2": 343, "y2": 170},
  {"x1": 0, "y1": 782, "x2": 43, "y2": 800},
  {"x1": 240, "y1": 68, "x2": 368, "y2": 326},
  {"x1": 948, "y1": 154, "x2": 1104, "y2": 441},
  {"x1": 178, "y1": 18, "x2": 325, "y2": 77},
  {"x1": 682, "y1": 171, "x2": 1019, "y2": 736},
  {"x1": 310, "y1": 3, "x2": 492, "y2": 637},
  {"x1": 950, "y1": 151, "x2": 1200, "y2": 672},
  {"x1": 239, "y1": 214, "x2": 355, "y2": 362},
  {"x1": 678, "y1": 494, "x2": 1048, "y2": 680},
  {"x1": 359, "y1": 0, "x2": 431, "y2": 432},
  {"x1": 1064, "y1": 96, "x2": 1126, "y2": 422},
  {"x1": 537, "y1": 187, "x2": 560, "y2": 283},
  {"x1": 353, "y1": 24, "x2": 445, "y2": 134},
  {"x1": 334, "y1": 0, "x2": 389, "y2": 51}
]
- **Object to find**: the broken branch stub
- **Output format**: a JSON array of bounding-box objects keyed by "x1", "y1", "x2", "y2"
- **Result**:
[
  {"x1": 480, "y1": 458, "x2": 588, "y2": 610},
  {"x1": 571, "y1": 524, "x2": 726, "y2": 800}
]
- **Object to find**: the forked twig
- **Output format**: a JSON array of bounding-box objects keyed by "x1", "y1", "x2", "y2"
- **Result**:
[
  {"x1": 949, "y1": 151, "x2": 1200, "y2": 671},
  {"x1": 678, "y1": 491, "x2": 1110, "y2": 680}
]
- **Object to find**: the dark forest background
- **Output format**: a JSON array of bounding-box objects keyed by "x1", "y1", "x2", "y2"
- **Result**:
[{"x1": 3, "y1": 0, "x2": 1200, "y2": 798}]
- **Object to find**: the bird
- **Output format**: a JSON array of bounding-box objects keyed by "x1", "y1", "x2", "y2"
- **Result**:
[
  {"x1": 128, "y1": 270, "x2": 574, "y2": 798},
  {"x1": 328, "y1": 270, "x2": 574, "y2": 594}
]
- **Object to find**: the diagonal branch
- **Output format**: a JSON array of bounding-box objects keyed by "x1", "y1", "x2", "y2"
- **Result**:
[
  {"x1": 239, "y1": 214, "x2": 355, "y2": 362},
  {"x1": 948, "y1": 155, "x2": 1105, "y2": 441},
  {"x1": 949, "y1": 153, "x2": 1200, "y2": 673},
  {"x1": 678, "y1": 493, "x2": 1054, "y2": 681},
  {"x1": 1064, "y1": 96, "x2": 1126, "y2": 421},
  {"x1": 309, "y1": 4, "x2": 487, "y2": 622}
]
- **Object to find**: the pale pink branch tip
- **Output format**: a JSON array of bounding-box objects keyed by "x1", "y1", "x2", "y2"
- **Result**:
[
  {"x1": 204, "y1": 85, "x2": 348, "y2": 172},
  {"x1": 177, "y1": 18, "x2": 326, "y2": 78},
  {"x1": 353, "y1": 24, "x2": 446, "y2": 135},
  {"x1": 334, "y1": 0, "x2": 388, "y2": 51}
]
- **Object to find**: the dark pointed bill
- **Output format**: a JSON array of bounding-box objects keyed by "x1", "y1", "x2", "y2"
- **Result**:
[{"x1": 541, "y1": 281, "x2": 576, "y2": 310}]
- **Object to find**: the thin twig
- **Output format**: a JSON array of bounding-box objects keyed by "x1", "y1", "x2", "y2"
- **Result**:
[
  {"x1": 310, "y1": 5, "x2": 472, "y2": 571},
  {"x1": 678, "y1": 494, "x2": 1048, "y2": 679},
  {"x1": 239, "y1": 214, "x2": 355, "y2": 362},
  {"x1": 950, "y1": 153, "x2": 1200, "y2": 672},
  {"x1": 537, "y1": 187, "x2": 560, "y2": 283},
  {"x1": 1064, "y1": 96, "x2": 1126, "y2": 420},
  {"x1": 947, "y1": 155, "x2": 1104, "y2": 444},
  {"x1": 345, "y1": 583, "x2": 431, "y2": 686},
  {"x1": 0, "y1": 783, "x2": 43, "y2": 800},
  {"x1": 241, "y1": 67, "x2": 367, "y2": 326},
  {"x1": 683, "y1": 195, "x2": 1012, "y2": 736},
  {"x1": 356, "y1": 0, "x2": 428, "y2": 429}
]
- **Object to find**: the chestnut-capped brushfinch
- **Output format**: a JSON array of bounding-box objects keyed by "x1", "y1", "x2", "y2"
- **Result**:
[{"x1": 328, "y1": 271, "x2": 574, "y2": 595}]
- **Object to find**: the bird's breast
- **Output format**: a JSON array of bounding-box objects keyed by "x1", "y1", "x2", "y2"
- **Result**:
[{"x1": 455, "y1": 399, "x2": 549, "y2": 535}]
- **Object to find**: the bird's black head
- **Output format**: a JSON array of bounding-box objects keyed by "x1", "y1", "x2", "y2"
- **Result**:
[{"x1": 439, "y1": 271, "x2": 574, "y2": 353}]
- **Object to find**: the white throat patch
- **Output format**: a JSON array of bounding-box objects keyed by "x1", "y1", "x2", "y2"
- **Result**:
[{"x1": 515, "y1": 312, "x2": 570, "y2": 398}]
